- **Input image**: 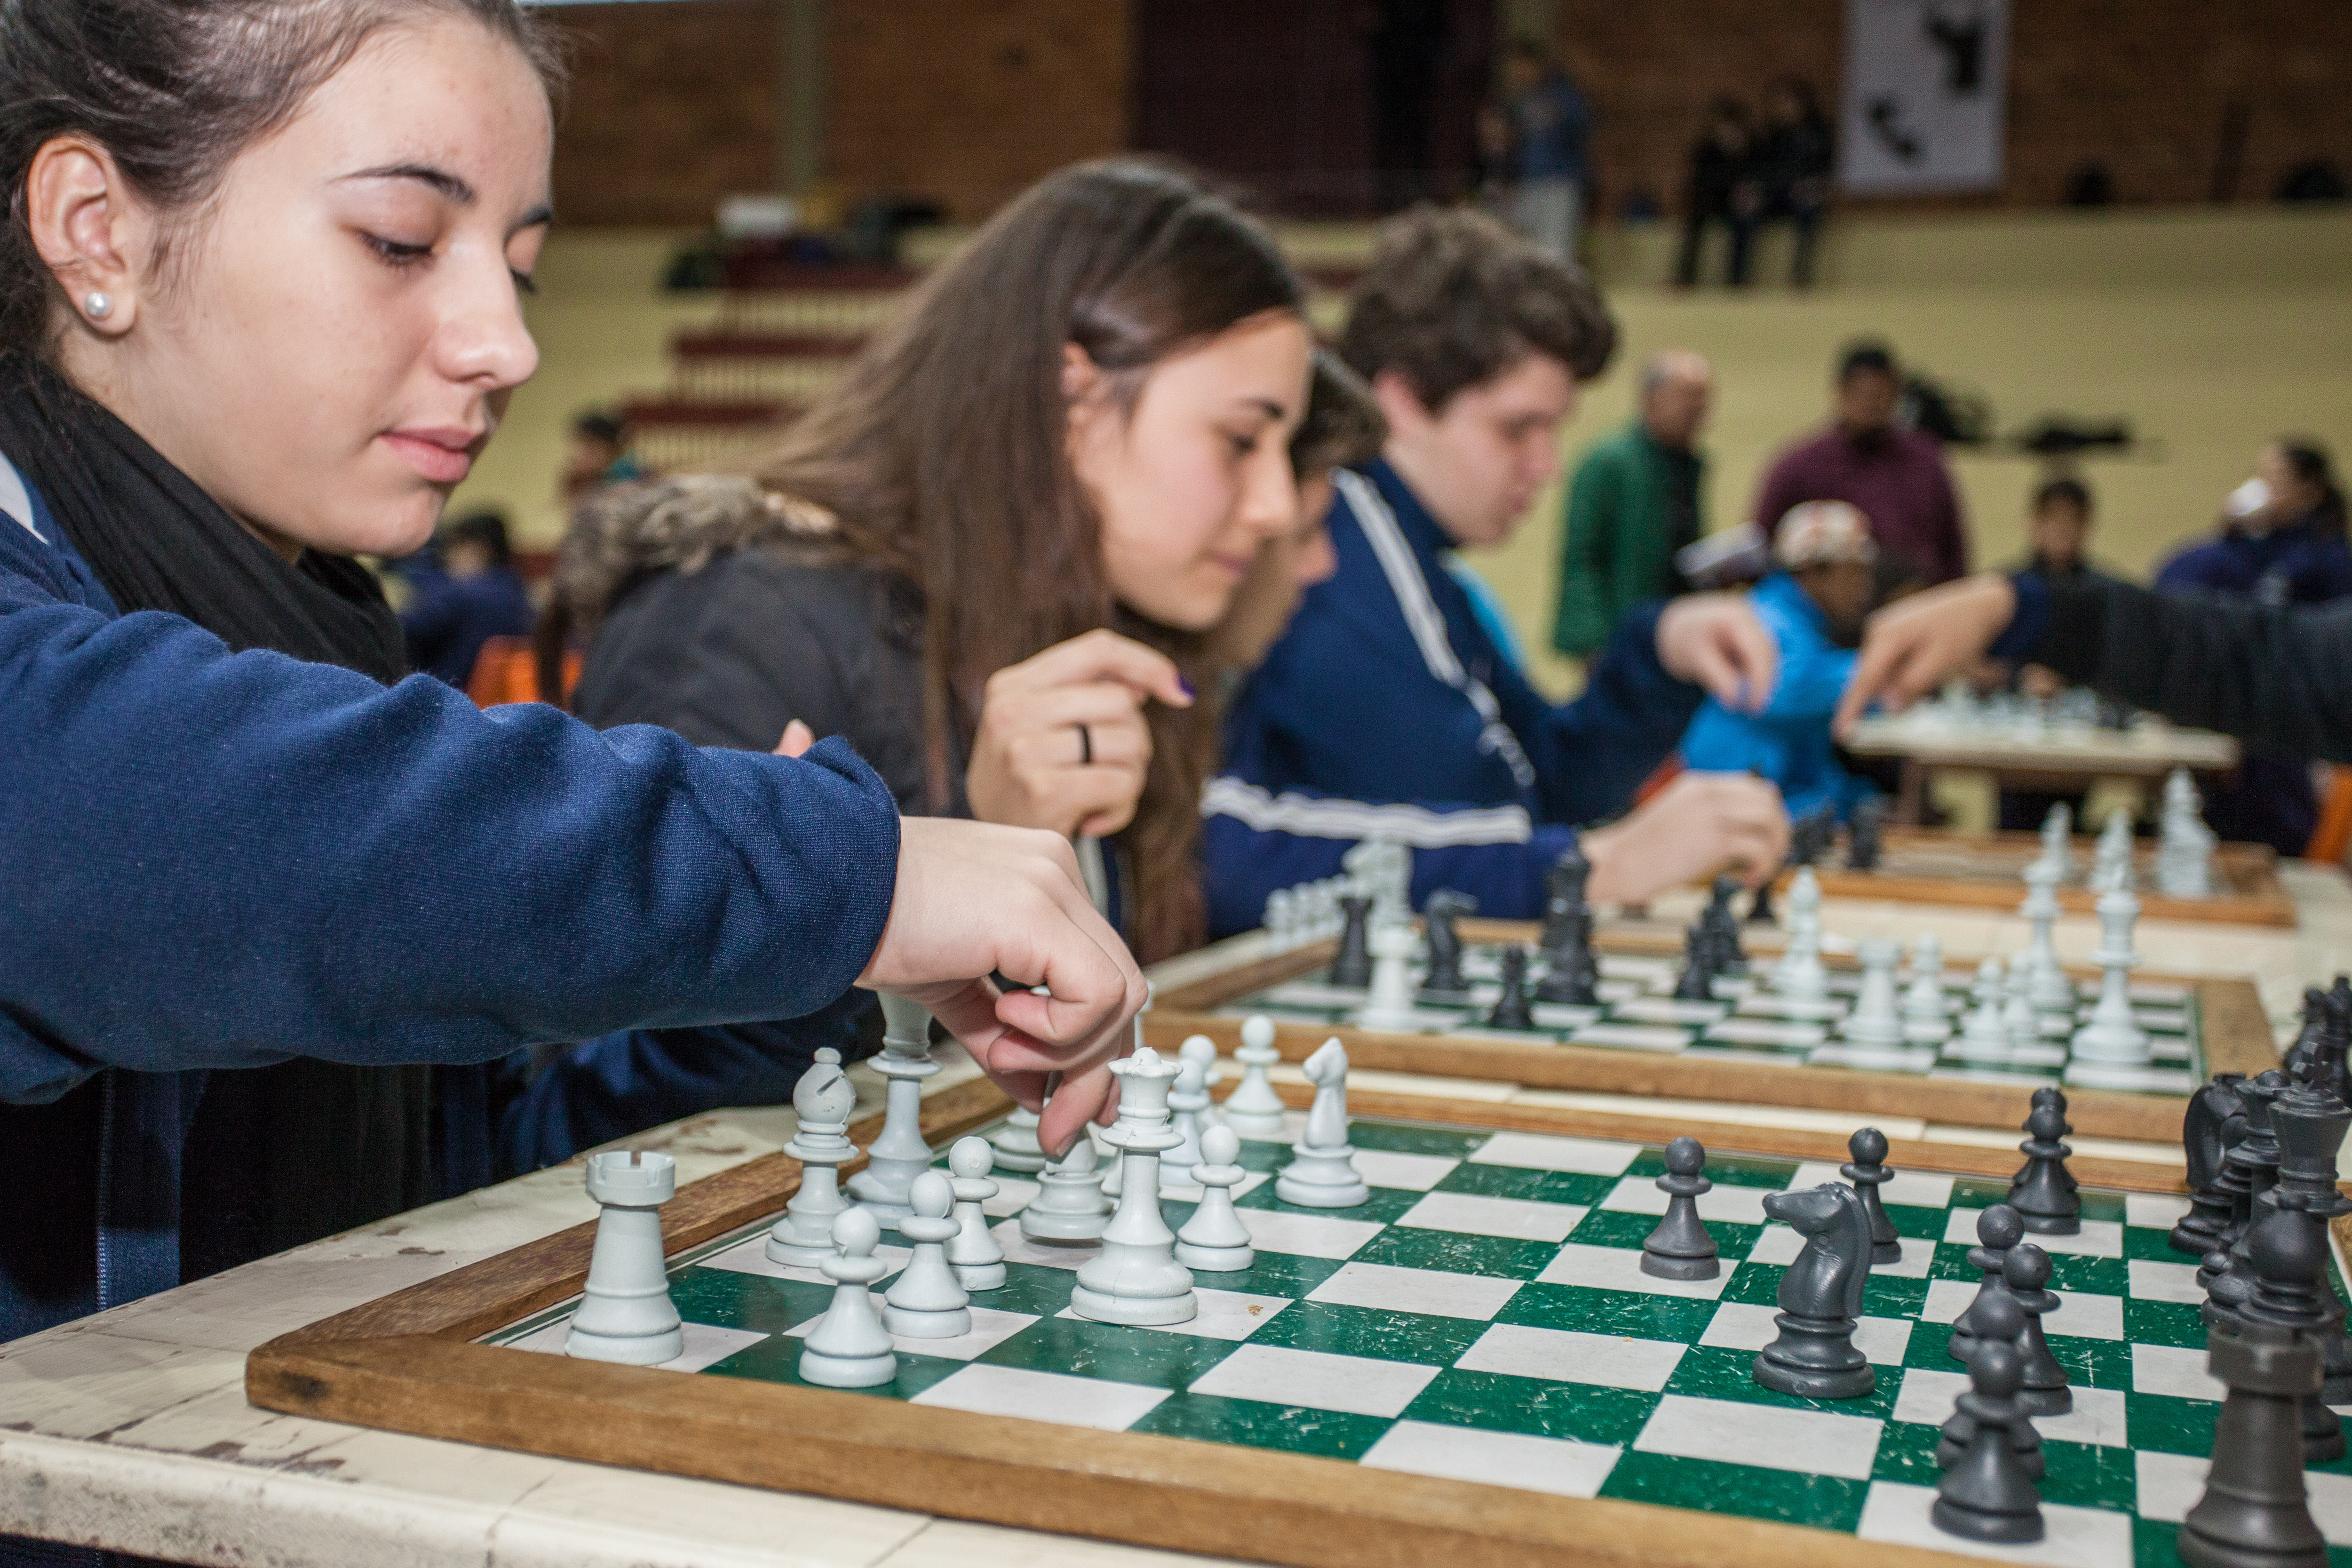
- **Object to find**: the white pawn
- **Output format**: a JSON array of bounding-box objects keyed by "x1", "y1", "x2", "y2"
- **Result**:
[
  {"x1": 1950, "y1": 957, "x2": 2013, "y2": 1063},
  {"x1": 1175, "y1": 1125, "x2": 1255, "y2": 1272},
  {"x1": 1840, "y1": 938, "x2": 1905, "y2": 1047},
  {"x1": 1071, "y1": 1048, "x2": 1197, "y2": 1326},
  {"x1": 2002, "y1": 964, "x2": 2044, "y2": 1054},
  {"x1": 986, "y1": 1106, "x2": 1048, "y2": 1174},
  {"x1": 566, "y1": 1150, "x2": 683, "y2": 1365},
  {"x1": 1178, "y1": 1034, "x2": 1224, "y2": 1130},
  {"x1": 1164, "y1": 1051, "x2": 1211, "y2": 1182},
  {"x1": 1357, "y1": 919, "x2": 1420, "y2": 1031},
  {"x1": 1020, "y1": 1123, "x2": 1112, "y2": 1242},
  {"x1": 1773, "y1": 869, "x2": 1829, "y2": 999},
  {"x1": 798, "y1": 1207, "x2": 896, "y2": 1388},
  {"x1": 1277, "y1": 1038, "x2": 1371, "y2": 1208},
  {"x1": 1222, "y1": 1014, "x2": 1288, "y2": 1139},
  {"x1": 944, "y1": 1136, "x2": 1006, "y2": 1292},
  {"x1": 767, "y1": 1048, "x2": 856, "y2": 1268},
  {"x1": 882, "y1": 1170, "x2": 970, "y2": 1339},
  {"x1": 1902, "y1": 934, "x2": 1952, "y2": 1027}
]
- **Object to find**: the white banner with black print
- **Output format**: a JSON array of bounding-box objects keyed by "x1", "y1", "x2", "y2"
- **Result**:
[{"x1": 1838, "y1": 0, "x2": 2010, "y2": 194}]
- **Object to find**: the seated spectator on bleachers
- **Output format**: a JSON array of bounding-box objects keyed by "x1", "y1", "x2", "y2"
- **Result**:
[
  {"x1": 1681, "y1": 501, "x2": 1880, "y2": 820},
  {"x1": 1754, "y1": 339, "x2": 1968, "y2": 587},
  {"x1": 1552, "y1": 350, "x2": 1714, "y2": 658},
  {"x1": 1674, "y1": 98, "x2": 1752, "y2": 288},
  {"x1": 1731, "y1": 77, "x2": 1834, "y2": 288},
  {"x1": 562, "y1": 407, "x2": 644, "y2": 504},
  {"x1": 2154, "y1": 439, "x2": 2352, "y2": 854},
  {"x1": 398, "y1": 510, "x2": 535, "y2": 690}
]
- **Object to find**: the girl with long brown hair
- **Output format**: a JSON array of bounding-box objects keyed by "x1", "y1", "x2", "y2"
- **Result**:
[{"x1": 557, "y1": 159, "x2": 1314, "y2": 963}]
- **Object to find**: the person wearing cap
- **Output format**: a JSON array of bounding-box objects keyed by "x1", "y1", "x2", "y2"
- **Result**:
[
  {"x1": 1751, "y1": 339, "x2": 1968, "y2": 586},
  {"x1": 1679, "y1": 501, "x2": 1883, "y2": 819}
]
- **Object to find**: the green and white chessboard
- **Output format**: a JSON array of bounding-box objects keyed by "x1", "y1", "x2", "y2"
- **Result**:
[
  {"x1": 1221, "y1": 945, "x2": 2204, "y2": 1095},
  {"x1": 488, "y1": 1111, "x2": 2352, "y2": 1568}
]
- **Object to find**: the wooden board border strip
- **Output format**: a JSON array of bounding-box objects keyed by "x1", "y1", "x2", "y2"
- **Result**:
[
  {"x1": 1795, "y1": 829, "x2": 2295, "y2": 929},
  {"x1": 247, "y1": 1080, "x2": 2191, "y2": 1568},
  {"x1": 1150, "y1": 929, "x2": 2275, "y2": 1144}
]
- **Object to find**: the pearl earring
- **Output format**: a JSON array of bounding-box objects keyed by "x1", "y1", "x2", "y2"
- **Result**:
[{"x1": 83, "y1": 292, "x2": 112, "y2": 321}]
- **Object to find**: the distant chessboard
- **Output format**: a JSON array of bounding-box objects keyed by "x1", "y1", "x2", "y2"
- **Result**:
[
  {"x1": 1799, "y1": 828, "x2": 2295, "y2": 927},
  {"x1": 254, "y1": 1081, "x2": 2352, "y2": 1568},
  {"x1": 1144, "y1": 921, "x2": 2279, "y2": 1146}
]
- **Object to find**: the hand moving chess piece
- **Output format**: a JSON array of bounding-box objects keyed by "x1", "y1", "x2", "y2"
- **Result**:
[
  {"x1": 1070, "y1": 1048, "x2": 1198, "y2": 1326},
  {"x1": 1752, "y1": 1183, "x2": 1875, "y2": 1399},
  {"x1": 883, "y1": 1170, "x2": 971, "y2": 1339},
  {"x1": 986, "y1": 1106, "x2": 1048, "y2": 1174},
  {"x1": 1174, "y1": 1125, "x2": 1255, "y2": 1272},
  {"x1": 1020, "y1": 1111, "x2": 1112, "y2": 1243},
  {"x1": 845, "y1": 993, "x2": 939, "y2": 1223},
  {"x1": 1277, "y1": 1038, "x2": 1371, "y2": 1208},
  {"x1": 1932, "y1": 1337, "x2": 2045, "y2": 1544},
  {"x1": 1641, "y1": 1136, "x2": 1720, "y2": 1280},
  {"x1": 798, "y1": 1207, "x2": 897, "y2": 1389},
  {"x1": 566, "y1": 1150, "x2": 684, "y2": 1365},
  {"x1": 1222, "y1": 1014, "x2": 1289, "y2": 1139},
  {"x1": 768, "y1": 1048, "x2": 857, "y2": 1267},
  {"x1": 943, "y1": 1136, "x2": 1006, "y2": 1292},
  {"x1": 1842, "y1": 1127, "x2": 1902, "y2": 1265}
]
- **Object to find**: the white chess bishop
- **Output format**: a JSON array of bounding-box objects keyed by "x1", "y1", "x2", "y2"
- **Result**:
[
  {"x1": 1276, "y1": 1038, "x2": 1371, "y2": 1208},
  {"x1": 1069, "y1": 1048, "x2": 1198, "y2": 1326},
  {"x1": 766, "y1": 1048, "x2": 857, "y2": 1267}
]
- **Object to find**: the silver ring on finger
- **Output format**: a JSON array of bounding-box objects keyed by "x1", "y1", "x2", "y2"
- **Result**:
[{"x1": 1074, "y1": 723, "x2": 1092, "y2": 766}]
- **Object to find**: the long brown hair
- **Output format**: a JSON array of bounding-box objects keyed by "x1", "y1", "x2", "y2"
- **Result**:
[{"x1": 747, "y1": 159, "x2": 1305, "y2": 960}]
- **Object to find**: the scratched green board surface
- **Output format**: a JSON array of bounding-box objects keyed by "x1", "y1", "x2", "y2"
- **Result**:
[
  {"x1": 488, "y1": 1115, "x2": 2349, "y2": 1568},
  {"x1": 1217, "y1": 944, "x2": 2206, "y2": 1096}
]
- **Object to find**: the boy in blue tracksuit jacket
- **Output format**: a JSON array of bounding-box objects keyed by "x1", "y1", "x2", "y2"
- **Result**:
[
  {"x1": 1680, "y1": 501, "x2": 1883, "y2": 820},
  {"x1": 1205, "y1": 208, "x2": 1789, "y2": 935}
]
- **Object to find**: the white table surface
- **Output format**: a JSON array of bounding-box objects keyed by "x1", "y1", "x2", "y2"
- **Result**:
[{"x1": 5, "y1": 862, "x2": 2349, "y2": 1567}]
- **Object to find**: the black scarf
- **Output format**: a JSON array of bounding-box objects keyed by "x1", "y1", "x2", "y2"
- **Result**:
[
  {"x1": 0, "y1": 352, "x2": 429, "y2": 1281},
  {"x1": 0, "y1": 353, "x2": 405, "y2": 682}
]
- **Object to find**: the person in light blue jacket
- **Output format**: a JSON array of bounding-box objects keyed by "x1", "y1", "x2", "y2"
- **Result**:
[{"x1": 1681, "y1": 501, "x2": 1884, "y2": 819}]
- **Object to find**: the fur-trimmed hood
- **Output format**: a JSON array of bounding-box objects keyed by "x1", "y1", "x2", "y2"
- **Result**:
[{"x1": 551, "y1": 475, "x2": 843, "y2": 645}]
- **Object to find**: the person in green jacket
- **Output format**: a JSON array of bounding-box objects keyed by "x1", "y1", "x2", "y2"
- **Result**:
[{"x1": 1551, "y1": 350, "x2": 1714, "y2": 657}]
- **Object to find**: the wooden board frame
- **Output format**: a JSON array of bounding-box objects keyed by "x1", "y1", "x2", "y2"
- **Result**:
[
  {"x1": 248, "y1": 1076, "x2": 2202, "y2": 1568},
  {"x1": 1144, "y1": 919, "x2": 2280, "y2": 1146},
  {"x1": 1794, "y1": 828, "x2": 2296, "y2": 928}
]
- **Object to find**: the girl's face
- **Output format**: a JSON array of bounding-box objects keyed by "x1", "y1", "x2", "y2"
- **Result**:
[
  {"x1": 1069, "y1": 310, "x2": 1311, "y2": 632},
  {"x1": 49, "y1": 17, "x2": 551, "y2": 559}
]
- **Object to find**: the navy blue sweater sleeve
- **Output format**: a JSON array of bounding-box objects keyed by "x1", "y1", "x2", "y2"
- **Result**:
[
  {"x1": 1200, "y1": 776, "x2": 1577, "y2": 936},
  {"x1": 1504, "y1": 601, "x2": 1703, "y2": 824},
  {"x1": 0, "y1": 590, "x2": 900, "y2": 1106}
]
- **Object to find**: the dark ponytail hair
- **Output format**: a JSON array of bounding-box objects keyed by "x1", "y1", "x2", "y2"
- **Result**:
[
  {"x1": 0, "y1": 0, "x2": 562, "y2": 357},
  {"x1": 2279, "y1": 438, "x2": 2346, "y2": 537}
]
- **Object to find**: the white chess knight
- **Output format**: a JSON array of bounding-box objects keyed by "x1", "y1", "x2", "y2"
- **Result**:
[
  {"x1": 2072, "y1": 883, "x2": 2151, "y2": 1069},
  {"x1": 566, "y1": 1150, "x2": 684, "y2": 1365},
  {"x1": 1356, "y1": 919, "x2": 1422, "y2": 1032},
  {"x1": 2155, "y1": 768, "x2": 2217, "y2": 898},
  {"x1": 1222, "y1": 1014, "x2": 1289, "y2": 1139},
  {"x1": 1276, "y1": 1038, "x2": 1371, "y2": 1208},
  {"x1": 1069, "y1": 1047, "x2": 1198, "y2": 1326},
  {"x1": 766, "y1": 1048, "x2": 857, "y2": 1267},
  {"x1": 1772, "y1": 868, "x2": 1829, "y2": 999},
  {"x1": 846, "y1": 993, "x2": 939, "y2": 1223}
]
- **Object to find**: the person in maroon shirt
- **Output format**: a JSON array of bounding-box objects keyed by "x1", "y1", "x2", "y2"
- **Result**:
[{"x1": 1753, "y1": 340, "x2": 1969, "y2": 585}]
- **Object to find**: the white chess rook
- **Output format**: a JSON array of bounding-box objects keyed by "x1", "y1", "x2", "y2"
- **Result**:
[
  {"x1": 1277, "y1": 1038, "x2": 1372, "y2": 1208},
  {"x1": 1070, "y1": 1048, "x2": 1198, "y2": 1326},
  {"x1": 798, "y1": 1208, "x2": 897, "y2": 1389},
  {"x1": 766, "y1": 1048, "x2": 857, "y2": 1267},
  {"x1": 1174, "y1": 1125, "x2": 1256, "y2": 1273},
  {"x1": 882, "y1": 1170, "x2": 971, "y2": 1338},
  {"x1": 846, "y1": 994, "x2": 940, "y2": 1222},
  {"x1": 1222, "y1": 1014, "x2": 1289, "y2": 1138},
  {"x1": 566, "y1": 1150, "x2": 683, "y2": 1366}
]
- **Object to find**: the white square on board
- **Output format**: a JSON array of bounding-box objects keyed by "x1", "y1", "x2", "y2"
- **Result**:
[
  {"x1": 1471, "y1": 1132, "x2": 1639, "y2": 1176},
  {"x1": 1394, "y1": 1190, "x2": 1587, "y2": 1243},
  {"x1": 1895, "y1": 1368, "x2": 2130, "y2": 1448},
  {"x1": 2125, "y1": 1193, "x2": 2193, "y2": 1230},
  {"x1": 1187, "y1": 1343, "x2": 1440, "y2": 1418},
  {"x1": 1858, "y1": 1480, "x2": 2133, "y2": 1565},
  {"x1": 1351, "y1": 1150, "x2": 1461, "y2": 1192},
  {"x1": 787, "y1": 1305, "x2": 1037, "y2": 1363},
  {"x1": 506, "y1": 1320, "x2": 770, "y2": 1375},
  {"x1": 1700, "y1": 1301, "x2": 1913, "y2": 1365},
  {"x1": 2133, "y1": 1343, "x2": 2225, "y2": 1403},
  {"x1": 1633, "y1": 1394, "x2": 1882, "y2": 1480},
  {"x1": 1454, "y1": 1322, "x2": 1686, "y2": 1391},
  {"x1": 1944, "y1": 1209, "x2": 2122, "y2": 1258},
  {"x1": 699, "y1": 1233, "x2": 908, "y2": 1282},
  {"x1": 913, "y1": 1364, "x2": 1170, "y2": 1432},
  {"x1": 2128, "y1": 1258, "x2": 2207, "y2": 1304},
  {"x1": 988, "y1": 1221, "x2": 1097, "y2": 1273},
  {"x1": 1538, "y1": 1242, "x2": 1730, "y2": 1300},
  {"x1": 1787, "y1": 1161, "x2": 1956, "y2": 1209},
  {"x1": 1600, "y1": 1174, "x2": 1774, "y2": 1226},
  {"x1": 1306, "y1": 1261, "x2": 1524, "y2": 1322},
  {"x1": 1236, "y1": 1209, "x2": 1385, "y2": 1260},
  {"x1": 1747, "y1": 1225, "x2": 1936, "y2": 1278},
  {"x1": 1359, "y1": 1421, "x2": 1621, "y2": 1499},
  {"x1": 2138, "y1": 1452, "x2": 2352, "y2": 1543}
]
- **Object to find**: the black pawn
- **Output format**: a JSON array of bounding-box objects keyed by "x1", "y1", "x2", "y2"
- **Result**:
[
  {"x1": 1642, "y1": 1137, "x2": 1720, "y2": 1280},
  {"x1": 1487, "y1": 943, "x2": 1534, "y2": 1031},
  {"x1": 1747, "y1": 874, "x2": 1778, "y2": 925},
  {"x1": 1329, "y1": 895, "x2": 1374, "y2": 988},
  {"x1": 1931, "y1": 1338, "x2": 2045, "y2": 1545},
  {"x1": 2007, "y1": 1092, "x2": 2082, "y2": 1235},
  {"x1": 1702, "y1": 876, "x2": 1746, "y2": 973},
  {"x1": 1936, "y1": 1291, "x2": 2044, "y2": 1481},
  {"x1": 1420, "y1": 888, "x2": 1476, "y2": 1000},
  {"x1": 1534, "y1": 912, "x2": 1599, "y2": 1005},
  {"x1": 1536, "y1": 847, "x2": 1589, "y2": 961},
  {"x1": 1949, "y1": 1203, "x2": 2026, "y2": 1363},
  {"x1": 2173, "y1": 1074, "x2": 2249, "y2": 1257},
  {"x1": 1847, "y1": 796, "x2": 1887, "y2": 871},
  {"x1": 1842, "y1": 1127, "x2": 1903, "y2": 1266},
  {"x1": 2003, "y1": 1244, "x2": 2071, "y2": 1417},
  {"x1": 1672, "y1": 918, "x2": 1717, "y2": 1001},
  {"x1": 2178, "y1": 1213, "x2": 2330, "y2": 1568}
]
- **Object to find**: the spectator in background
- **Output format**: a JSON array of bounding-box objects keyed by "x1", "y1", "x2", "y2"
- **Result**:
[
  {"x1": 1754, "y1": 339, "x2": 1968, "y2": 586},
  {"x1": 2153, "y1": 439, "x2": 2352, "y2": 854},
  {"x1": 1681, "y1": 501, "x2": 1881, "y2": 820},
  {"x1": 1732, "y1": 77, "x2": 1834, "y2": 288},
  {"x1": 2005, "y1": 475, "x2": 2122, "y2": 701},
  {"x1": 1675, "y1": 97, "x2": 1752, "y2": 288},
  {"x1": 399, "y1": 510, "x2": 536, "y2": 690},
  {"x1": 1488, "y1": 37, "x2": 1590, "y2": 263},
  {"x1": 562, "y1": 407, "x2": 643, "y2": 504},
  {"x1": 1552, "y1": 350, "x2": 1715, "y2": 658}
]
